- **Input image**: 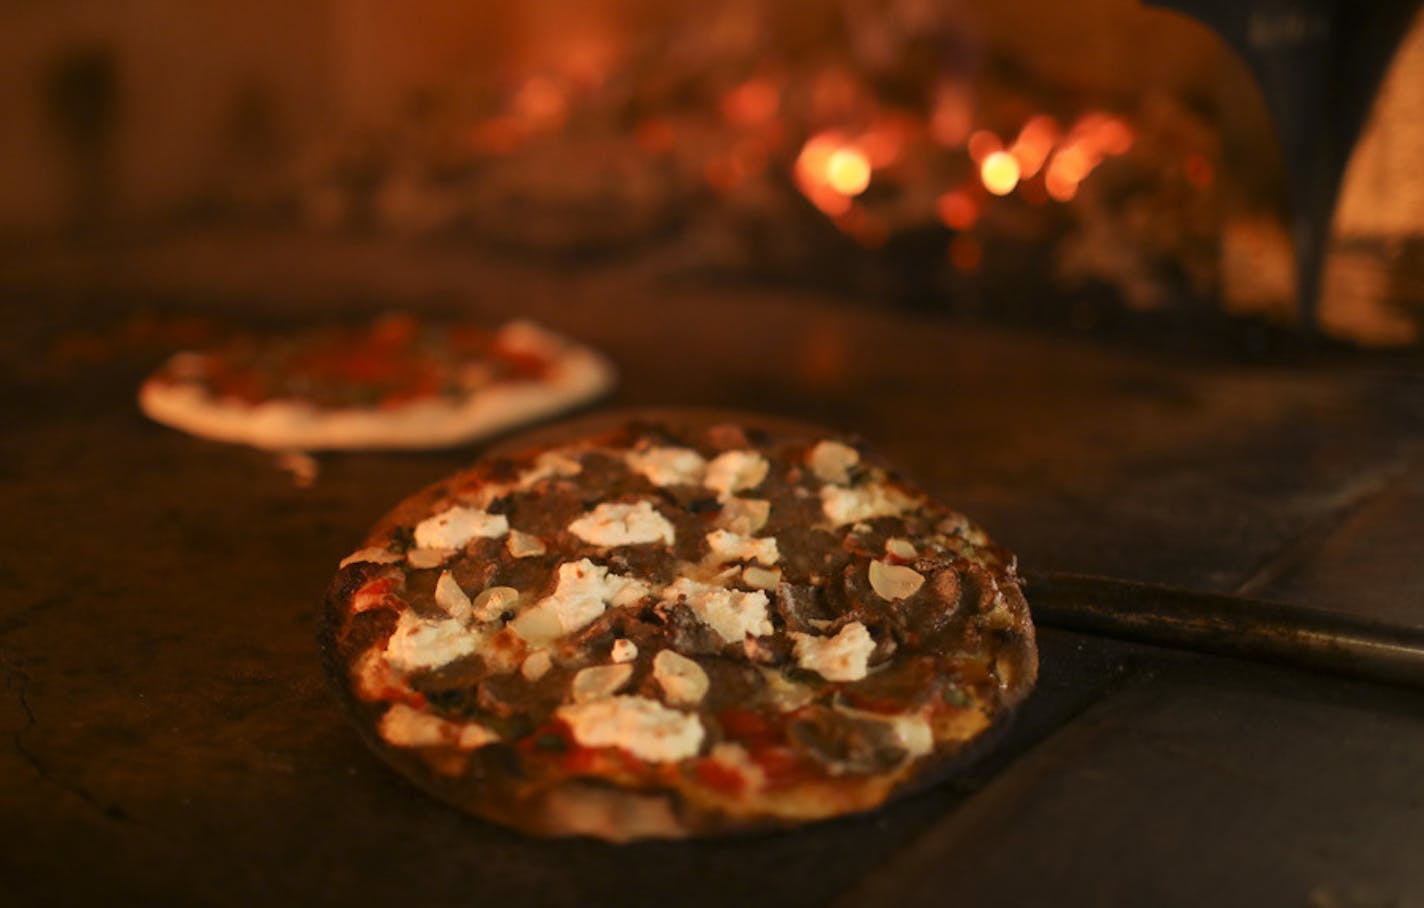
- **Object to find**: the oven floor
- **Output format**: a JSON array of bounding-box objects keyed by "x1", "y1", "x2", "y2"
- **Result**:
[{"x1": 3, "y1": 232, "x2": 1422, "y2": 906}]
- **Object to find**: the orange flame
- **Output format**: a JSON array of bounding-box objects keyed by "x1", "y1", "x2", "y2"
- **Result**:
[
  {"x1": 936, "y1": 189, "x2": 979, "y2": 230},
  {"x1": 980, "y1": 151, "x2": 1021, "y2": 196},
  {"x1": 795, "y1": 131, "x2": 873, "y2": 217},
  {"x1": 1010, "y1": 114, "x2": 1059, "y2": 179},
  {"x1": 721, "y1": 78, "x2": 780, "y2": 128},
  {"x1": 967, "y1": 130, "x2": 1003, "y2": 165},
  {"x1": 930, "y1": 82, "x2": 974, "y2": 148}
]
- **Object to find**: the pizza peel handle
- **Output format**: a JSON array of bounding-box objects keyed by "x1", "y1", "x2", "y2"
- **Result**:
[{"x1": 1028, "y1": 572, "x2": 1424, "y2": 688}]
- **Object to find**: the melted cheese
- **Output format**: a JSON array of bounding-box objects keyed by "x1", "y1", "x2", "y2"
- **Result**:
[
  {"x1": 520, "y1": 649, "x2": 552, "y2": 681},
  {"x1": 703, "y1": 450, "x2": 769, "y2": 499},
  {"x1": 661, "y1": 578, "x2": 772, "y2": 644},
  {"x1": 384, "y1": 610, "x2": 482, "y2": 672},
  {"x1": 379, "y1": 703, "x2": 499, "y2": 750},
  {"x1": 808, "y1": 440, "x2": 860, "y2": 484},
  {"x1": 413, "y1": 506, "x2": 510, "y2": 550},
  {"x1": 556, "y1": 696, "x2": 704, "y2": 762},
  {"x1": 626, "y1": 446, "x2": 707, "y2": 487},
  {"x1": 518, "y1": 449, "x2": 584, "y2": 487},
  {"x1": 716, "y1": 497, "x2": 770, "y2": 534},
  {"x1": 568, "y1": 501, "x2": 675, "y2": 547},
  {"x1": 820, "y1": 482, "x2": 915, "y2": 526},
  {"x1": 511, "y1": 559, "x2": 652, "y2": 645},
  {"x1": 610, "y1": 638, "x2": 639, "y2": 663},
  {"x1": 652, "y1": 650, "x2": 709, "y2": 706},
  {"x1": 705, "y1": 529, "x2": 780, "y2": 566},
  {"x1": 790, "y1": 621, "x2": 876, "y2": 681}
]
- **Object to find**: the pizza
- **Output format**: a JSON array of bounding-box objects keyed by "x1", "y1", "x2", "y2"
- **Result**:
[
  {"x1": 138, "y1": 314, "x2": 614, "y2": 450},
  {"x1": 321, "y1": 412, "x2": 1037, "y2": 840}
]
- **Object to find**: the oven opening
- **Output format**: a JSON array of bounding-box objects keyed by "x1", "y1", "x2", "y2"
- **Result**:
[{"x1": 5, "y1": 1, "x2": 1423, "y2": 353}]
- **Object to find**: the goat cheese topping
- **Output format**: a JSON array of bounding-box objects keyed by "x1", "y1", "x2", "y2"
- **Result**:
[
  {"x1": 379, "y1": 703, "x2": 499, "y2": 750},
  {"x1": 511, "y1": 559, "x2": 652, "y2": 645},
  {"x1": 716, "y1": 497, "x2": 770, "y2": 534},
  {"x1": 705, "y1": 529, "x2": 780, "y2": 566},
  {"x1": 808, "y1": 440, "x2": 860, "y2": 484},
  {"x1": 413, "y1": 506, "x2": 510, "y2": 550},
  {"x1": 662, "y1": 578, "x2": 772, "y2": 644},
  {"x1": 569, "y1": 501, "x2": 676, "y2": 547},
  {"x1": 626, "y1": 446, "x2": 707, "y2": 487},
  {"x1": 820, "y1": 483, "x2": 914, "y2": 526},
  {"x1": 556, "y1": 696, "x2": 705, "y2": 762},
  {"x1": 385, "y1": 610, "x2": 482, "y2": 672},
  {"x1": 610, "y1": 638, "x2": 639, "y2": 663},
  {"x1": 790, "y1": 621, "x2": 876, "y2": 681},
  {"x1": 520, "y1": 650, "x2": 553, "y2": 681},
  {"x1": 518, "y1": 449, "x2": 583, "y2": 487},
  {"x1": 704, "y1": 450, "x2": 769, "y2": 499}
]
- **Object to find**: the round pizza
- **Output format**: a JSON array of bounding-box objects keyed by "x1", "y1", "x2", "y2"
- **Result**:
[
  {"x1": 321, "y1": 413, "x2": 1036, "y2": 840},
  {"x1": 138, "y1": 314, "x2": 614, "y2": 450}
]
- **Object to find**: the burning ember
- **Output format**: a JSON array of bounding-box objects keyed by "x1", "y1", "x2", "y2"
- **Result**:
[{"x1": 297, "y1": 0, "x2": 1236, "y2": 333}]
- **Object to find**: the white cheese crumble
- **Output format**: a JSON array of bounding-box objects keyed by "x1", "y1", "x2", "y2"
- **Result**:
[
  {"x1": 433, "y1": 571, "x2": 473, "y2": 620},
  {"x1": 568, "y1": 500, "x2": 675, "y2": 547},
  {"x1": 610, "y1": 638, "x2": 639, "y2": 663},
  {"x1": 339, "y1": 547, "x2": 401, "y2": 568},
  {"x1": 716, "y1": 497, "x2": 771, "y2": 534},
  {"x1": 379, "y1": 703, "x2": 499, "y2": 750},
  {"x1": 511, "y1": 559, "x2": 652, "y2": 645},
  {"x1": 661, "y1": 578, "x2": 772, "y2": 644},
  {"x1": 384, "y1": 610, "x2": 482, "y2": 672},
  {"x1": 820, "y1": 482, "x2": 915, "y2": 526},
  {"x1": 706, "y1": 529, "x2": 780, "y2": 566},
  {"x1": 703, "y1": 450, "x2": 769, "y2": 499},
  {"x1": 521, "y1": 650, "x2": 553, "y2": 681},
  {"x1": 790, "y1": 621, "x2": 876, "y2": 681},
  {"x1": 518, "y1": 449, "x2": 584, "y2": 487},
  {"x1": 413, "y1": 506, "x2": 510, "y2": 550},
  {"x1": 405, "y1": 547, "x2": 452, "y2": 569},
  {"x1": 652, "y1": 650, "x2": 709, "y2": 706},
  {"x1": 571, "y1": 663, "x2": 635, "y2": 702},
  {"x1": 626, "y1": 446, "x2": 707, "y2": 487},
  {"x1": 556, "y1": 696, "x2": 705, "y2": 763},
  {"x1": 808, "y1": 440, "x2": 860, "y2": 484}
]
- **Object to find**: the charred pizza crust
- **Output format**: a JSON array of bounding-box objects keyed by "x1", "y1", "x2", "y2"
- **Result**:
[
  {"x1": 139, "y1": 314, "x2": 614, "y2": 450},
  {"x1": 321, "y1": 411, "x2": 1036, "y2": 840}
]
